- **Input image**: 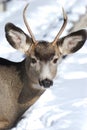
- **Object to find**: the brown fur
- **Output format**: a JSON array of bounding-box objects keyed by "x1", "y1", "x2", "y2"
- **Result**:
[
  {"x1": 0, "y1": 58, "x2": 44, "y2": 129},
  {"x1": 34, "y1": 41, "x2": 55, "y2": 61}
]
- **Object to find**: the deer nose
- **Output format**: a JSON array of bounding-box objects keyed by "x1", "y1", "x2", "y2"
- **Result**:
[{"x1": 39, "y1": 79, "x2": 53, "y2": 88}]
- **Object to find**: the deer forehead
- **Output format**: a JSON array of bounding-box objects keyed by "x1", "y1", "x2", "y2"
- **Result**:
[{"x1": 30, "y1": 41, "x2": 59, "y2": 61}]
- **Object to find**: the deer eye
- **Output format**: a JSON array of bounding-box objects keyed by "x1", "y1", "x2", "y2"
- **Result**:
[
  {"x1": 53, "y1": 58, "x2": 58, "y2": 64},
  {"x1": 31, "y1": 58, "x2": 37, "y2": 64}
]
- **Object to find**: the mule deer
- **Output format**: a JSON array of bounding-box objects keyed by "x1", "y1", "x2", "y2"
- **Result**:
[{"x1": 0, "y1": 4, "x2": 86, "y2": 129}]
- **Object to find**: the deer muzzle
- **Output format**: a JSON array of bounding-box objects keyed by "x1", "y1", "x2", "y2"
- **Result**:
[{"x1": 39, "y1": 78, "x2": 53, "y2": 88}]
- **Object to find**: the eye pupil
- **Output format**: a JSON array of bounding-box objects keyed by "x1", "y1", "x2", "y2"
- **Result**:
[
  {"x1": 53, "y1": 58, "x2": 58, "y2": 63},
  {"x1": 31, "y1": 58, "x2": 37, "y2": 64}
]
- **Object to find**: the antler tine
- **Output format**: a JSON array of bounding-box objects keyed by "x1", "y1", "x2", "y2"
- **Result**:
[
  {"x1": 23, "y1": 4, "x2": 37, "y2": 45},
  {"x1": 52, "y1": 7, "x2": 68, "y2": 46}
]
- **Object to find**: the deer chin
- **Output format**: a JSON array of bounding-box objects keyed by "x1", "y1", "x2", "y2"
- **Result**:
[{"x1": 32, "y1": 83, "x2": 46, "y2": 90}]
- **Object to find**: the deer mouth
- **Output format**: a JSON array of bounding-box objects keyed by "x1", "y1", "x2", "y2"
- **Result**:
[{"x1": 39, "y1": 79, "x2": 53, "y2": 88}]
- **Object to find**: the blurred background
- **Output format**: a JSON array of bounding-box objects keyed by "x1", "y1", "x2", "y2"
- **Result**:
[
  {"x1": 0, "y1": 0, "x2": 87, "y2": 130},
  {"x1": 0, "y1": 0, "x2": 87, "y2": 61}
]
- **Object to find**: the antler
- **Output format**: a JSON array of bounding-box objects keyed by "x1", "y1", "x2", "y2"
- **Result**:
[
  {"x1": 52, "y1": 8, "x2": 68, "y2": 46},
  {"x1": 23, "y1": 4, "x2": 38, "y2": 45}
]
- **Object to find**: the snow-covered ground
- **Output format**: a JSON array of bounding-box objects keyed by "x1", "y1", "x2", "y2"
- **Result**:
[{"x1": 0, "y1": 0, "x2": 87, "y2": 130}]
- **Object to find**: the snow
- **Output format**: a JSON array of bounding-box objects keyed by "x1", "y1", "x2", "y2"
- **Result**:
[{"x1": 0, "y1": 0, "x2": 87, "y2": 130}]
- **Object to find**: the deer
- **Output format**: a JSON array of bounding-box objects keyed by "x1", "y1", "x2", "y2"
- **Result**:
[{"x1": 0, "y1": 4, "x2": 86, "y2": 130}]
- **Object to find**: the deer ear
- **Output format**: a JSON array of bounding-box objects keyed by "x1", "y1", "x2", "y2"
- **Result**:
[
  {"x1": 58, "y1": 30, "x2": 87, "y2": 55},
  {"x1": 5, "y1": 23, "x2": 32, "y2": 54}
]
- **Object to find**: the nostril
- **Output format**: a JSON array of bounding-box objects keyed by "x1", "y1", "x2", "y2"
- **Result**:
[
  {"x1": 45, "y1": 79, "x2": 52, "y2": 86},
  {"x1": 39, "y1": 80, "x2": 43, "y2": 86},
  {"x1": 50, "y1": 80, "x2": 53, "y2": 86},
  {"x1": 39, "y1": 79, "x2": 53, "y2": 88}
]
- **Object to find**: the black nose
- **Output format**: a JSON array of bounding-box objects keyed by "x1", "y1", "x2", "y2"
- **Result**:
[{"x1": 39, "y1": 79, "x2": 53, "y2": 88}]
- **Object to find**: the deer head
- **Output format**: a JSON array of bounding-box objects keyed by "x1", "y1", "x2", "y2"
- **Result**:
[{"x1": 5, "y1": 4, "x2": 87, "y2": 90}]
